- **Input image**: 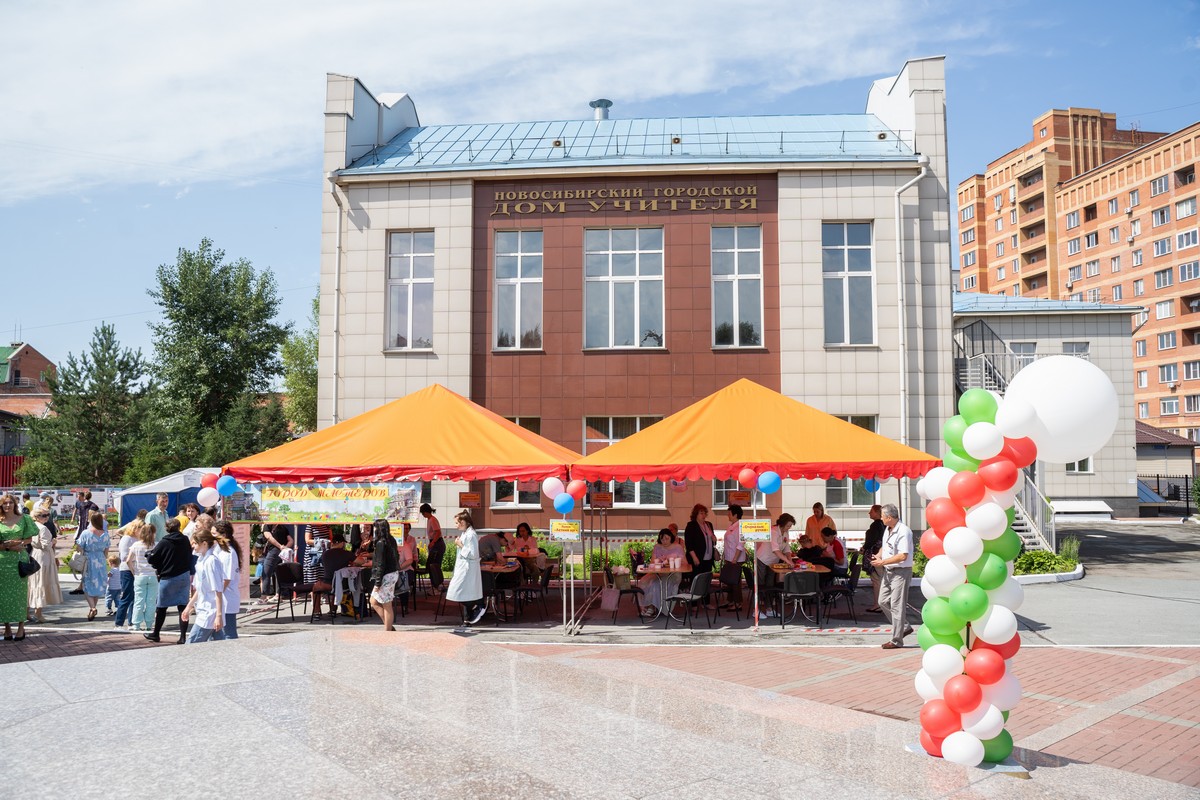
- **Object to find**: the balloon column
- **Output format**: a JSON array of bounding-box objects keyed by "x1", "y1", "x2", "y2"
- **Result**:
[{"x1": 913, "y1": 356, "x2": 1118, "y2": 766}]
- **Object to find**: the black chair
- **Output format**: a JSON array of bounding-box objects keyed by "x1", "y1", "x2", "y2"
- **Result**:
[
  {"x1": 516, "y1": 563, "x2": 554, "y2": 620},
  {"x1": 604, "y1": 566, "x2": 645, "y2": 624},
  {"x1": 822, "y1": 553, "x2": 861, "y2": 625},
  {"x1": 664, "y1": 570, "x2": 713, "y2": 631},
  {"x1": 273, "y1": 562, "x2": 304, "y2": 622},
  {"x1": 778, "y1": 570, "x2": 822, "y2": 630}
]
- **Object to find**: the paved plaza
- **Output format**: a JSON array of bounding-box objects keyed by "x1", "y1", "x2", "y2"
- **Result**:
[{"x1": 1, "y1": 521, "x2": 1197, "y2": 797}]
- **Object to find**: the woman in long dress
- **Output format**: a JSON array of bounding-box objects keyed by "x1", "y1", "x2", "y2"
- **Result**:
[
  {"x1": 445, "y1": 510, "x2": 484, "y2": 626},
  {"x1": 27, "y1": 506, "x2": 62, "y2": 622},
  {"x1": 75, "y1": 511, "x2": 112, "y2": 622},
  {"x1": 0, "y1": 493, "x2": 37, "y2": 640}
]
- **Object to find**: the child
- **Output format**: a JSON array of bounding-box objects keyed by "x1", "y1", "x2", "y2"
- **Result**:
[
  {"x1": 105, "y1": 555, "x2": 122, "y2": 614},
  {"x1": 182, "y1": 529, "x2": 225, "y2": 644}
]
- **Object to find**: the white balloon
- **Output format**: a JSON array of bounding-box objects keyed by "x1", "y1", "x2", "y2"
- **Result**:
[
  {"x1": 196, "y1": 487, "x2": 220, "y2": 507},
  {"x1": 924, "y1": 555, "x2": 967, "y2": 595},
  {"x1": 541, "y1": 477, "x2": 565, "y2": 499},
  {"x1": 1007, "y1": 560, "x2": 1015, "y2": 577},
  {"x1": 915, "y1": 669, "x2": 944, "y2": 701},
  {"x1": 923, "y1": 644, "x2": 965, "y2": 683},
  {"x1": 982, "y1": 672, "x2": 1022, "y2": 711},
  {"x1": 916, "y1": 478, "x2": 929, "y2": 500},
  {"x1": 923, "y1": 467, "x2": 957, "y2": 500},
  {"x1": 965, "y1": 503, "x2": 1007, "y2": 540},
  {"x1": 994, "y1": 396, "x2": 1040, "y2": 438},
  {"x1": 1003, "y1": 355, "x2": 1119, "y2": 463},
  {"x1": 987, "y1": 577, "x2": 1025, "y2": 612},
  {"x1": 974, "y1": 605, "x2": 1018, "y2": 645},
  {"x1": 983, "y1": 488, "x2": 1017, "y2": 509},
  {"x1": 962, "y1": 422, "x2": 1004, "y2": 460},
  {"x1": 941, "y1": 731, "x2": 985, "y2": 767},
  {"x1": 961, "y1": 702, "x2": 1005, "y2": 740},
  {"x1": 920, "y1": 576, "x2": 940, "y2": 600},
  {"x1": 942, "y1": 526, "x2": 984, "y2": 566}
]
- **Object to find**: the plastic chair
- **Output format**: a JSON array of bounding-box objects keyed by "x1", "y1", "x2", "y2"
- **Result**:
[
  {"x1": 664, "y1": 570, "x2": 713, "y2": 631},
  {"x1": 517, "y1": 563, "x2": 554, "y2": 620},
  {"x1": 604, "y1": 566, "x2": 645, "y2": 624},
  {"x1": 778, "y1": 570, "x2": 822, "y2": 630},
  {"x1": 273, "y1": 562, "x2": 304, "y2": 622},
  {"x1": 822, "y1": 553, "x2": 861, "y2": 625}
]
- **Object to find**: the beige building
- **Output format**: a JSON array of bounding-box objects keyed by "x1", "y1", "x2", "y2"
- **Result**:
[{"x1": 318, "y1": 57, "x2": 953, "y2": 534}]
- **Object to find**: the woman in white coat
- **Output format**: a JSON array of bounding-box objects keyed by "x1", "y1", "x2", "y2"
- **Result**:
[
  {"x1": 27, "y1": 507, "x2": 62, "y2": 621},
  {"x1": 445, "y1": 510, "x2": 484, "y2": 626}
]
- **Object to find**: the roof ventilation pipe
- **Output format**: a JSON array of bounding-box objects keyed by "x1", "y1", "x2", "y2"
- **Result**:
[{"x1": 589, "y1": 99, "x2": 612, "y2": 121}]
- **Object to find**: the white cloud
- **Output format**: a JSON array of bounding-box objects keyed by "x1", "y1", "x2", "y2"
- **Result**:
[{"x1": 0, "y1": 0, "x2": 972, "y2": 204}]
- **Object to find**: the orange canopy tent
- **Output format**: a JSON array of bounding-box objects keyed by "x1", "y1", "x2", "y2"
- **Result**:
[
  {"x1": 570, "y1": 378, "x2": 940, "y2": 483},
  {"x1": 223, "y1": 383, "x2": 582, "y2": 484}
]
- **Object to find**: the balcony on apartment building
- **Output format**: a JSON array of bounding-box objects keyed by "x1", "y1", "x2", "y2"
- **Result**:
[
  {"x1": 1020, "y1": 223, "x2": 1047, "y2": 252},
  {"x1": 1016, "y1": 172, "x2": 1045, "y2": 203}
]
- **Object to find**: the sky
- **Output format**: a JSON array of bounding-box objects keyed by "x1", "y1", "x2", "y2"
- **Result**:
[{"x1": 2, "y1": 0, "x2": 1198, "y2": 369}]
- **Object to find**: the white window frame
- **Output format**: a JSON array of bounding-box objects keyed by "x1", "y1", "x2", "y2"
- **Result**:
[
  {"x1": 1186, "y1": 395, "x2": 1200, "y2": 413},
  {"x1": 584, "y1": 227, "x2": 665, "y2": 349},
  {"x1": 711, "y1": 226, "x2": 764, "y2": 348},
  {"x1": 1133, "y1": 249, "x2": 1144, "y2": 267},
  {"x1": 1157, "y1": 299, "x2": 1175, "y2": 320},
  {"x1": 997, "y1": 266, "x2": 1006, "y2": 281},
  {"x1": 961, "y1": 228, "x2": 976, "y2": 244},
  {"x1": 1154, "y1": 237, "x2": 1173, "y2": 258},
  {"x1": 1065, "y1": 457, "x2": 1093, "y2": 474},
  {"x1": 1065, "y1": 211, "x2": 1080, "y2": 229},
  {"x1": 1155, "y1": 268, "x2": 1174, "y2": 289},
  {"x1": 1109, "y1": 226, "x2": 1121, "y2": 244},
  {"x1": 1068, "y1": 265, "x2": 1082, "y2": 282},
  {"x1": 385, "y1": 230, "x2": 435, "y2": 351},
  {"x1": 1086, "y1": 260, "x2": 1100, "y2": 278},
  {"x1": 1131, "y1": 219, "x2": 1142, "y2": 236},
  {"x1": 1160, "y1": 363, "x2": 1179, "y2": 383},
  {"x1": 1067, "y1": 238, "x2": 1081, "y2": 255},
  {"x1": 822, "y1": 222, "x2": 876, "y2": 346},
  {"x1": 1112, "y1": 284, "x2": 1123, "y2": 301},
  {"x1": 1137, "y1": 370, "x2": 1148, "y2": 388},
  {"x1": 1134, "y1": 278, "x2": 1145, "y2": 296},
  {"x1": 1185, "y1": 360, "x2": 1200, "y2": 380},
  {"x1": 1159, "y1": 330, "x2": 1177, "y2": 350},
  {"x1": 583, "y1": 417, "x2": 664, "y2": 507},
  {"x1": 1151, "y1": 175, "x2": 1170, "y2": 197},
  {"x1": 493, "y1": 230, "x2": 544, "y2": 350},
  {"x1": 1180, "y1": 260, "x2": 1200, "y2": 283},
  {"x1": 827, "y1": 415, "x2": 880, "y2": 507},
  {"x1": 962, "y1": 274, "x2": 977, "y2": 290},
  {"x1": 491, "y1": 418, "x2": 544, "y2": 508},
  {"x1": 1161, "y1": 397, "x2": 1180, "y2": 415},
  {"x1": 1130, "y1": 189, "x2": 1141, "y2": 207},
  {"x1": 1111, "y1": 255, "x2": 1122, "y2": 273},
  {"x1": 1108, "y1": 198, "x2": 1119, "y2": 215},
  {"x1": 1136, "y1": 339, "x2": 1147, "y2": 357},
  {"x1": 1152, "y1": 207, "x2": 1171, "y2": 227},
  {"x1": 1178, "y1": 229, "x2": 1199, "y2": 251},
  {"x1": 1177, "y1": 197, "x2": 1197, "y2": 220},
  {"x1": 960, "y1": 206, "x2": 975, "y2": 222},
  {"x1": 1084, "y1": 232, "x2": 1099, "y2": 249},
  {"x1": 712, "y1": 479, "x2": 766, "y2": 511},
  {"x1": 1138, "y1": 401, "x2": 1149, "y2": 419},
  {"x1": 996, "y1": 242, "x2": 1005, "y2": 257}
]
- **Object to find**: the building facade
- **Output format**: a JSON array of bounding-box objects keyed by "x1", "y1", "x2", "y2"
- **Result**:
[
  {"x1": 319, "y1": 58, "x2": 952, "y2": 533},
  {"x1": 0, "y1": 343, "x2": 55, "y2": 457}
]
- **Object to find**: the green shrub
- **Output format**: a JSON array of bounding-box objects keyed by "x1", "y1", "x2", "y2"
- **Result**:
[
  {"x1": 912, "y1": 548, "x2": 928, "y2": 578},
  {"x1": 1013, "y1": 549, "x2": 1070, "y2": 575},
  {"x1": 1057, "y1": 535, "x2": 1080, "y2": 566}
]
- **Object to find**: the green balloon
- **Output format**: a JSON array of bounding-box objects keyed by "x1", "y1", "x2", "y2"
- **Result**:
[
  {"x1": 1005, "y1": 507, "x2": 1016, "y2": 524},
  {"x1": 959, "y1": 388, "x2": 998, "y2": 424},
  {"x1": 917, "y1": 624, "x2": 965, "y2": 651},
  {"x1": 942, "y1": 449, "x2": 981, "y2": 473},
  {"x1": 966, "y1": 553, "x2": 1008, "y2": 590},
  {"x1": 943, "y1": 415, "x2": 969, "y2": 452},
  {"x1": 922, "y1": 597, "x2": 967, "y2": 636},
  {"x1": 981, "y1": 728, "x2": 1014, "y2": 763},
  {"x1": 1002, "y1": 710, "x2": 1009, "y2": 722},
  {"x1": 948, "y1": 583, "x2": 990, "y2": 621},
  {"x1": 984, "y1": 528, "x2": 1022, "y2": 562}
]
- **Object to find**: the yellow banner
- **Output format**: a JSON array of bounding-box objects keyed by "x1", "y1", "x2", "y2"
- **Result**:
[
  {"x1": 260, "y1": 486, "x2": 389, "y2": 502},
  {"x1": 550, "y1": 519, "x2": 581, "y2": 541},
  {"x1": 739, "y1": 519, "x2": 771, "y2": 541}
]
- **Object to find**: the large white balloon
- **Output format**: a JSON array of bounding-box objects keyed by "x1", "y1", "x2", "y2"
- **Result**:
[
  {"x1": 994, "y1": 396, "x2": 1039, "y2": 438},
  {"x1": 965, "y1": 503, "x2": 1007, "y2": 540},
  {"x1": 982, "y1": 672, "x2": 1022, "y2": 711},
  {"x1": 987, "y1": 577, "x2": 1025, "y2": 612},
  {"x1": 923, "y1": 644, "x2": 965, "y2": 683},
  {"x1": 916, "y1": 478, "x2": 929, "y2": 500},
  {"x1": 915, "y1": 669, "x2": 944, "y2": 701},
  {"x1": 196, "y1": 487, "x2": 220, "y2": 507},
  {"x1": 961, "y1": 702, "x2": 1005, "y2": 740},
  {"x1": 923, "y1": 467, "x2": 957, "y2": 500},
  {"x1": 942, "y1": 526, "x2": 984, "y2": 566},
  {"x1": 1001, "y1": 355, "x2": 1119, "y2": 463},
  {"x1": 974, "y1": 605, "x2": 1018, "y2": 645},
  {"x1": 941, "y1": 731, "x2": 985, "y2": 767},
  {"x1": 924, "y1": 555, "x2": 967, "y2": 595},
  {"x1": 962, "y1": 422, "x2": 1004, "y2": 460},
  {"x1": 541, "y1": 477, "x2": 565, "y2": 499}
]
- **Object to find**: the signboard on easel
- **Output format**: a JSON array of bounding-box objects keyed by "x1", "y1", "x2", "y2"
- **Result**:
[
  {"x1": 550, "y1": 519, "x2": 582, "y2": 541},
  {"x1": 739, "y1": 518, "x2": 771, "y2": 541}
]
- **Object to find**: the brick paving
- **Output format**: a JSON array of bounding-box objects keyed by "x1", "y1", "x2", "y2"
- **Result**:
[{"x1": 0, "y1": 628, "x2": 160, "y2": 665}]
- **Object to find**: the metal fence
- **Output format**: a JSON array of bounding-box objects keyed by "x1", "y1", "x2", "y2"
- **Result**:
[{"x1": 1138, "y1": 474, "x2": 1195, "y2": 516}]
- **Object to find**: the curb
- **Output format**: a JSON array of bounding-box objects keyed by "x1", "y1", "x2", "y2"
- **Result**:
[{"x1": 1014, "y1": 562, "x2": 1085, "y2": 584}]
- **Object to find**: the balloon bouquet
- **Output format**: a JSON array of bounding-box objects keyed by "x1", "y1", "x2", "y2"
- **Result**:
[
  {"x1": 198, "y1": 473, "x2": 241, "y2": 509},
  {"x1": 913, "y1": 356, "x2": 1119, "y2": 767}
]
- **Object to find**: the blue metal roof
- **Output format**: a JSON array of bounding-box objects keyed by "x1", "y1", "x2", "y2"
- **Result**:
[
  {"x1": 952, "y1": 293, "x2": 1141, "y2": 315},
  {"x1": 339, "y1": 114, "x2": 915, "y2": 175}
]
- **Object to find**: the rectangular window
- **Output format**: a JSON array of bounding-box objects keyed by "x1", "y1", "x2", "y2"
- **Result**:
[
  {"x1": 1154, "y1": 237, "x2": 1173, "y2": 257},
  {"x1": 494, "y1": 230, "x2": 543, "y2": 349},
  {"x1": 1157, "y1": 299, "x2": 1175, "y2": 319},
  {"x1": 1111, "y1": 255, "x2": 1122, "y2": 273},
  {"x1": 1160, "y1": 363, "x2": 1179, "y2": 383},
  {"x1": 1136, "y1": 339, "x2": 1147, "y2": 357},
  {"x1": 995, "y1": 217, "x2": 1003, "y2": 232},
  {"x1": 1155, "y1": 268, "x2": 1174, "y2": 289},
  {"x1": 1134, "y1": 278, "x2": 1145, "y2": 296},
  {"x1": 1180, "y1": 260, "x2": 1200, "y2": 282},
  {"x1": 1065, "y1": 211, "x2": 1080, "y2": 229},
  {"x1": 584, "y1": 417, "x2": 663, "y2": 506},
  {"x1": 712, "y1": 479, "x2": 765, "y2": 510},
  {"x1": 1151, "y1": 175, "x2": 1170, "y2": 196},
  {"x1": 1112, "y1": 284, "x2": 1123, "y2": 301},
  {"x1": 712, "y1": 226, "x2": 763, "y2": 347},
  {"x1": 1064, "y1": 341, "x2": 1090, "y2": 358},
  {"x1": 1152, "y1": 207, "x2": 1171, "y2": 227},
  {"x1": 1068, "y1": 265, "x2": 1082, "y2": 282},
  {"x1": 1010, "y1": 209, "x2": 1018, "y2": 224},
  {"x1": 1162, "y1": 398, "x2": 1180, "y2": 415},
  {"x1": 1133, "y1": 249, "x2": 1144, "y2": 267},
  {"x1": 1137, "y1": 370, "x2": 1148, "y2": 388},
  {"x1": 1186, "y1": 360, "x2": 1200, "y2": 380},
  {"x1": 962, "y1": 275, "x2": 977, "y2": 290},
  {"x1": 492, "y1": 418, "x2": 542, "y2": 507},
  {"x1": 1159, "y1": 330, "x2": 1177, "y2": 349},
  {"x1": 822, "y1": 222, "x2": 874, "y2": 345},
  {"x1": 827, "y1": 416, "x2": 880, "y2": 507},
  {"x1": 1067, "y1": 238, "x2": 1081, "y2": 255},
  {"x1": 1085, "y1": 260, "x2": 1100, "y2": 277},
  {"x1": 996, "y1": 242, "x2": 1005, "y2": 257},
  {"x1": 1069, "y1": 292, "x2": 1083, "y2": 302},
  {"x1": 1012, "y1": 284, "x2": 1021, "y2": 296},
  {"x1": 961, "y1": 229, "x2": 976, "y2": 245},
  {"x1": 1012, "y1": 258, "x2": 1020, "y2": 274},
  {"x1": 1187, "y1": 396, "x2": 1200, "y2": 413},
  {"x1": 1109, "y1": 226, "x2": 1121, "y2": 244},
  {"x1": 1178, "y1": 197, "x2": 1197, "y2": 220},
  {"x1": 1084, "y1": 232, "x2": 1098, "y2": 248},
  {"x1": 584, "y1": 227, "x2": 664, "y2": 348},
  {"x1": 1130, "y1": 219, "x2": 1142, "y2": 236},
  {"x1": 1138, "y1": 401, "x2": 1149, "y2": 419},
  {"x1": 1179, "y1": 229, "x2": 1199, "y2": 251},
  {"x1": 1109, "y1": 198, "x2": 1119, "y2": 215},
  {"x1": 1130, "y1": 189, "x2": 1141, "y2": 207},
  {"x1": 1011, "y1": 234, "x2": 1018, "y2": 248},
  {"x1": 994, "y1": 194, "x2": 1003, "y2": 211},
  {"x1": 962, "y1": 251, "x2": 976, "y2": 268},
  {"x1": 1011, "y1": 342, "x2": 1036, "y2": 368},
  {"x1": 1086, "y1": 288, "x2": 1101, "y2": 302},
  {"x1": 960, "y1": 206, "x2": 975, "y2": 222},
  {"x1": 996, "y1": 266, "x2": 1006, "y2": 280},
  {"x1": 1065, "y1": 457, "x2": 1093, "y2": 474},
  {"x1": 386, "y1": 230, "x2": 435, "y2": 350}
]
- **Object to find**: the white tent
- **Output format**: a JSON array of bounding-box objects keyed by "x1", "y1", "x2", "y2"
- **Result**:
[{"x1": 115, "y1": 467, "x2": 219, "y2": 524}]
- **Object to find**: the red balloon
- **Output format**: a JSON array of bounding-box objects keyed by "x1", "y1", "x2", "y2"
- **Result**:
[
  {"x1": 964, "y1": 649, "x2": 1006, "y2": 686},
  {"x1": 948, "y1": 471, "x2": 986, "y2": 508},
  {"x1": 566, "y1": 479, "x2": 588, "y2": 500},
  {"x1": 737, "y1": 467, "x2": 758, "y2": 488},
  {"x1": 977, "y1": 457, "x2": 1019, "y2": 492},
  {"x1": 925, "y1": 497, "x2": 967, "y2": 535},
  {"x1": 200, "y1": 473, "x2": 219, "y2": 489},
  {"x1": 1001, "y1": 437, "x2": 1037, "y2": 468},
  {"x1": 972, "y1": 631, "x2": 1021, "y2": 660},
  {"x1": 920, "y1": 728, "x2": 945, "y2": 758},
  {"x1": 943, "y1": 674, "x2": 983, "y2": 714},
  {"x1": 920, "y1": 528, "x2": 945, "y2": 559},
  {"x1": 919, "y1": 699, "x2": 961, "y2": 739}
]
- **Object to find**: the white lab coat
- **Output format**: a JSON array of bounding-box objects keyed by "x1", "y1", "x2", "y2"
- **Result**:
[{"x1": 445, "y1": 526, "x2": 482, "y2": 603}]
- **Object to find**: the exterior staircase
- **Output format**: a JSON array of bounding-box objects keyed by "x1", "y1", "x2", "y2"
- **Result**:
[{"x1": 953, "y1": 320, "x2": 1056, "y2": 552}]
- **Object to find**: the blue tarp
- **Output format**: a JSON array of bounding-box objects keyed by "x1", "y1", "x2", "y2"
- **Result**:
[{"x1": 115, "y1": 468, "x2": 219, "y2": 525}]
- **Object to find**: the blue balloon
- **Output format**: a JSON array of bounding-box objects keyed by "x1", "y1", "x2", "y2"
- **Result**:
[
  {"x1": 864, "y1": 478, "x2": 880, "y2": 493},
  {"x1": 216, "y1": 475, "x2": 239, "y2": 497},
  {"x1": 756, "y1": 471, "x2": 782, "y2": 494},
  {"x1": 553, "y1": 493, "x2": 575, "y2": 514}
]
